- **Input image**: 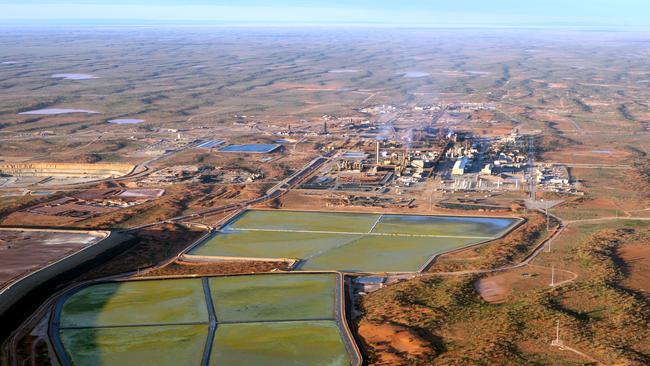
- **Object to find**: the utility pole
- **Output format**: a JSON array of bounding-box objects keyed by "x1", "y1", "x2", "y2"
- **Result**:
[
  {"x1": 542, "y1": 199, "x2": 550, "y2": 232},
  {"x1": 551, "y1": 320, "x2": 563, "y2": 347},
  {"x1": 550, "y1": 264, "x2": 555, "y2": 287},
  {"x1": 545, "y1": 200, "x2": 552, "y2": 253}
]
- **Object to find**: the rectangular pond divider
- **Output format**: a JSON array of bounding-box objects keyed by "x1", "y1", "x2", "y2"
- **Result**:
[{"x1": 201, "y1": 278, "x2": 217, "y2": 366}]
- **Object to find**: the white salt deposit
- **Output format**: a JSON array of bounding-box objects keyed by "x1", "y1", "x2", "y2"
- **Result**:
[
  {"x1": 402, "y1": 71, "x2": 430, "y2": 78},
  {"x1": 108, "y1": 119, "x2": 145, "y2": 124},
  {"x1": 51, "y1": 74, "x2": 98, "y2": 80},
  {"x1": 467, "y1": 71, "x2": 491, "y2": 76},
  {"x1": 591, "y1": 150, "x2": 611, "y2": 154},
  {"x1": 329, "y1": 69, "x2": 360, "y2": 73},
  {"x1": 19, "y1": 109, "x2": 100, "y2": 115}
]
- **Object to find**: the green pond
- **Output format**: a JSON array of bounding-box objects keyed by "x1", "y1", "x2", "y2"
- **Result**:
[
  {"x1": 210, "y1": 321, "x2": 350, "y2": 366},
  {"x1": 190, "y1": 210, "x2": 520, "y2": 272},
  {"x1": 60, "y1": 325, "x2": 208, "y2": 366},
  {"x1": 230, "y1": 210, "x2": 381, "y2": 233},
  {"x1": 56, "y1": 273, "x2": 353, "y2": 366},
  {"x1": 60, "y1": 279, "x2": 208, "y2": 327},
  {"x1": 191, "y1": 230, "x2": 362, "y2": 259},
  {"x1": 209, "y1": 273, "x2": 337, "y2": 322},
  {"x1": 372, "y1": 214, "x2": 517, "y2": 237},
  {"x1": 300, "y1": 235, "x2": 480, "y2": 272}
]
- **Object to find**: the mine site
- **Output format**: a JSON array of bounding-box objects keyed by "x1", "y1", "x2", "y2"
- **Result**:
[{"x1": 1, "y1": 3, "x2": 650, "y2": 366}]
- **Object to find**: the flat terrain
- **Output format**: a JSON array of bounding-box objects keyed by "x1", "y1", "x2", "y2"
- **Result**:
[
  {"x1": 189, "y1": 210, "x2": 519, "y2": 273},
  {"x1": 0, "y1": 229, "x2": 105, "y2": 288},
  {"x1": 2, "y1": 28, "x2": 649, "y2": 167},
  {"x1": 2, "y1": 26, "x2": 650, "y2": 365}
]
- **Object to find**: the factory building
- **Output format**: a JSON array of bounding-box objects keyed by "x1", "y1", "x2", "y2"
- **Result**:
[
  {"x1": 452, "y1": 156, "x2": 469, "y2": 176},
  {"x1": 481, "y1": 164, "x2": 493, "y2": 175}
]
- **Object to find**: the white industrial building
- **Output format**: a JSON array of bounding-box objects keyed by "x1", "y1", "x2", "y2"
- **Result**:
[{"x1": 452, "y1": 156, "x2": 469, "y2": 175}]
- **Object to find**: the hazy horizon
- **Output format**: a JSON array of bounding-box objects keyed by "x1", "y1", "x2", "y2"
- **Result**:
[{"x1": 1, "y1": 1, "x2": 649, "y2": 28}]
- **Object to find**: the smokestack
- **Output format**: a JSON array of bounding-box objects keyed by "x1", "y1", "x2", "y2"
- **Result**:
[{"x1": 376, "y1": 141, "x2": 380, "y2": 165}]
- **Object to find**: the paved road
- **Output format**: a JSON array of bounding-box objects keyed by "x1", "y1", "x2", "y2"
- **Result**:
[
  {"x1": 527, "y1": 136, "x2": 536, "y2": 199},
  {"x1": 421, "y1": 209, "x2": 650, "y2": 285},
  {"x1": 544, "y1": 162, "x2": 634, "y2": 170},
  {"x1": 565, "y1": 216, "x2": 650, "y2": 224},
  {"x1": 125, "y1": 154, "x2": 331, "y2": 232},
  {"x1": 421, "y1": 209, "x2": 567, "y2": 278}
]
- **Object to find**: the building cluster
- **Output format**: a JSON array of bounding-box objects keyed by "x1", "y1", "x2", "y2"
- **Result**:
[
  {"x1": 139, "y1": 165, "x2": 263, "y2": 186},
  {"x1": 212, "y1": 168, "x2": 264, "y2": 184},
  {"x1": 359, "y1": 104, "x2": 398, "y2": 115},
  {"x1": 413, "y1": 105, "x2": 443, "y2": 112},
  {"x1": 335, "y1": 141, "x2": 439, "y2": 180},
  {"x1": 535, "y1": 164, "x2": 578, "y2": 193},
  {"x1": 136, "y1": 133, "x2": 190, "y2": 157},
  {"x1": 303, "y1": 136, "x2": 444, "y2": 193},
  {"x1": 342, "y1": 120, "x2": 377, "y2": 134},
  {"x1": 377, "y1": 149, "x2": 438, "y2": 181},
  {"x1": 139, "y1": 165, "x2": 201, "y2": 185},
  {"x1": 437, "y1": 132, "x2": 529, "y2": 193},
  {"x1": 447, "y1": 132, "x2": 528, "y2": 178},
  {"x1": 445, "y1": 139, "x2": 479, "y2": 176},
  {"x1": 327, "y1": 194, "x2": 415, "y2": 209},
  {"x1": 481, "y1": 133, "x2": 528, "y2": 175},
  {"x1": 436, "y1": 131, "x2": 583, "y2": 196},
  {"x1": 448, "y1": 102, "x2": 497, "y2": 112},
  {"x1": 23, "y1": 189, "x2": 164, "y2": 221}
]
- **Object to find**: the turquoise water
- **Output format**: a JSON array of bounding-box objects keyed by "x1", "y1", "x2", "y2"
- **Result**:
[{"x1": 220, "y1": 144, "x2": 280, "y2": 153}]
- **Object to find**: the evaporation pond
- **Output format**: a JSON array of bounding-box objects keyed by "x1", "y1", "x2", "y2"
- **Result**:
[
  {"x1": 55, "y1": 273, "x2": 352, "y2": 365},
  {"x1": 188, "y1": 210, "x2": 520, "y2": 273},
  {"x1": 220, "y1": 144, "x2": 280, "y2": 153}
]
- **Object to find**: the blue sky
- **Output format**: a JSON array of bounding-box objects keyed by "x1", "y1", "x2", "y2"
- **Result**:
[{"x1": 1, "y1": 0, "x2": 649, "y2": 27}]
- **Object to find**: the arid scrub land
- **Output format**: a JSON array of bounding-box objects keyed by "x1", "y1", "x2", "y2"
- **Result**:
[{"x1": 360, "y1": 224, "x2": 650, "y2": 365}]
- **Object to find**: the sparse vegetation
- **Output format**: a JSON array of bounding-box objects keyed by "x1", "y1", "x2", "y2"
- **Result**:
[
  {"x1": 360, "y1": 227, "x2": 650, "y2": 365},
  {"x1": 79, "y1": 223, "x2": 206, "y2": 280},
  {"x1": 433, "y1": 213, "x2": 557, "y2": 272}
]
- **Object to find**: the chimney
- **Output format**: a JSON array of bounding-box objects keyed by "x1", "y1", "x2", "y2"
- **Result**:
[{"x1": 376, "y1": 141, "x2": 380, "y2": 165}]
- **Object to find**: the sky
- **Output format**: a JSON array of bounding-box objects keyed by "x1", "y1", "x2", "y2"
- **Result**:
[{"x1": 1, "y1": 0, "x2": 649, "y2": 27}]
